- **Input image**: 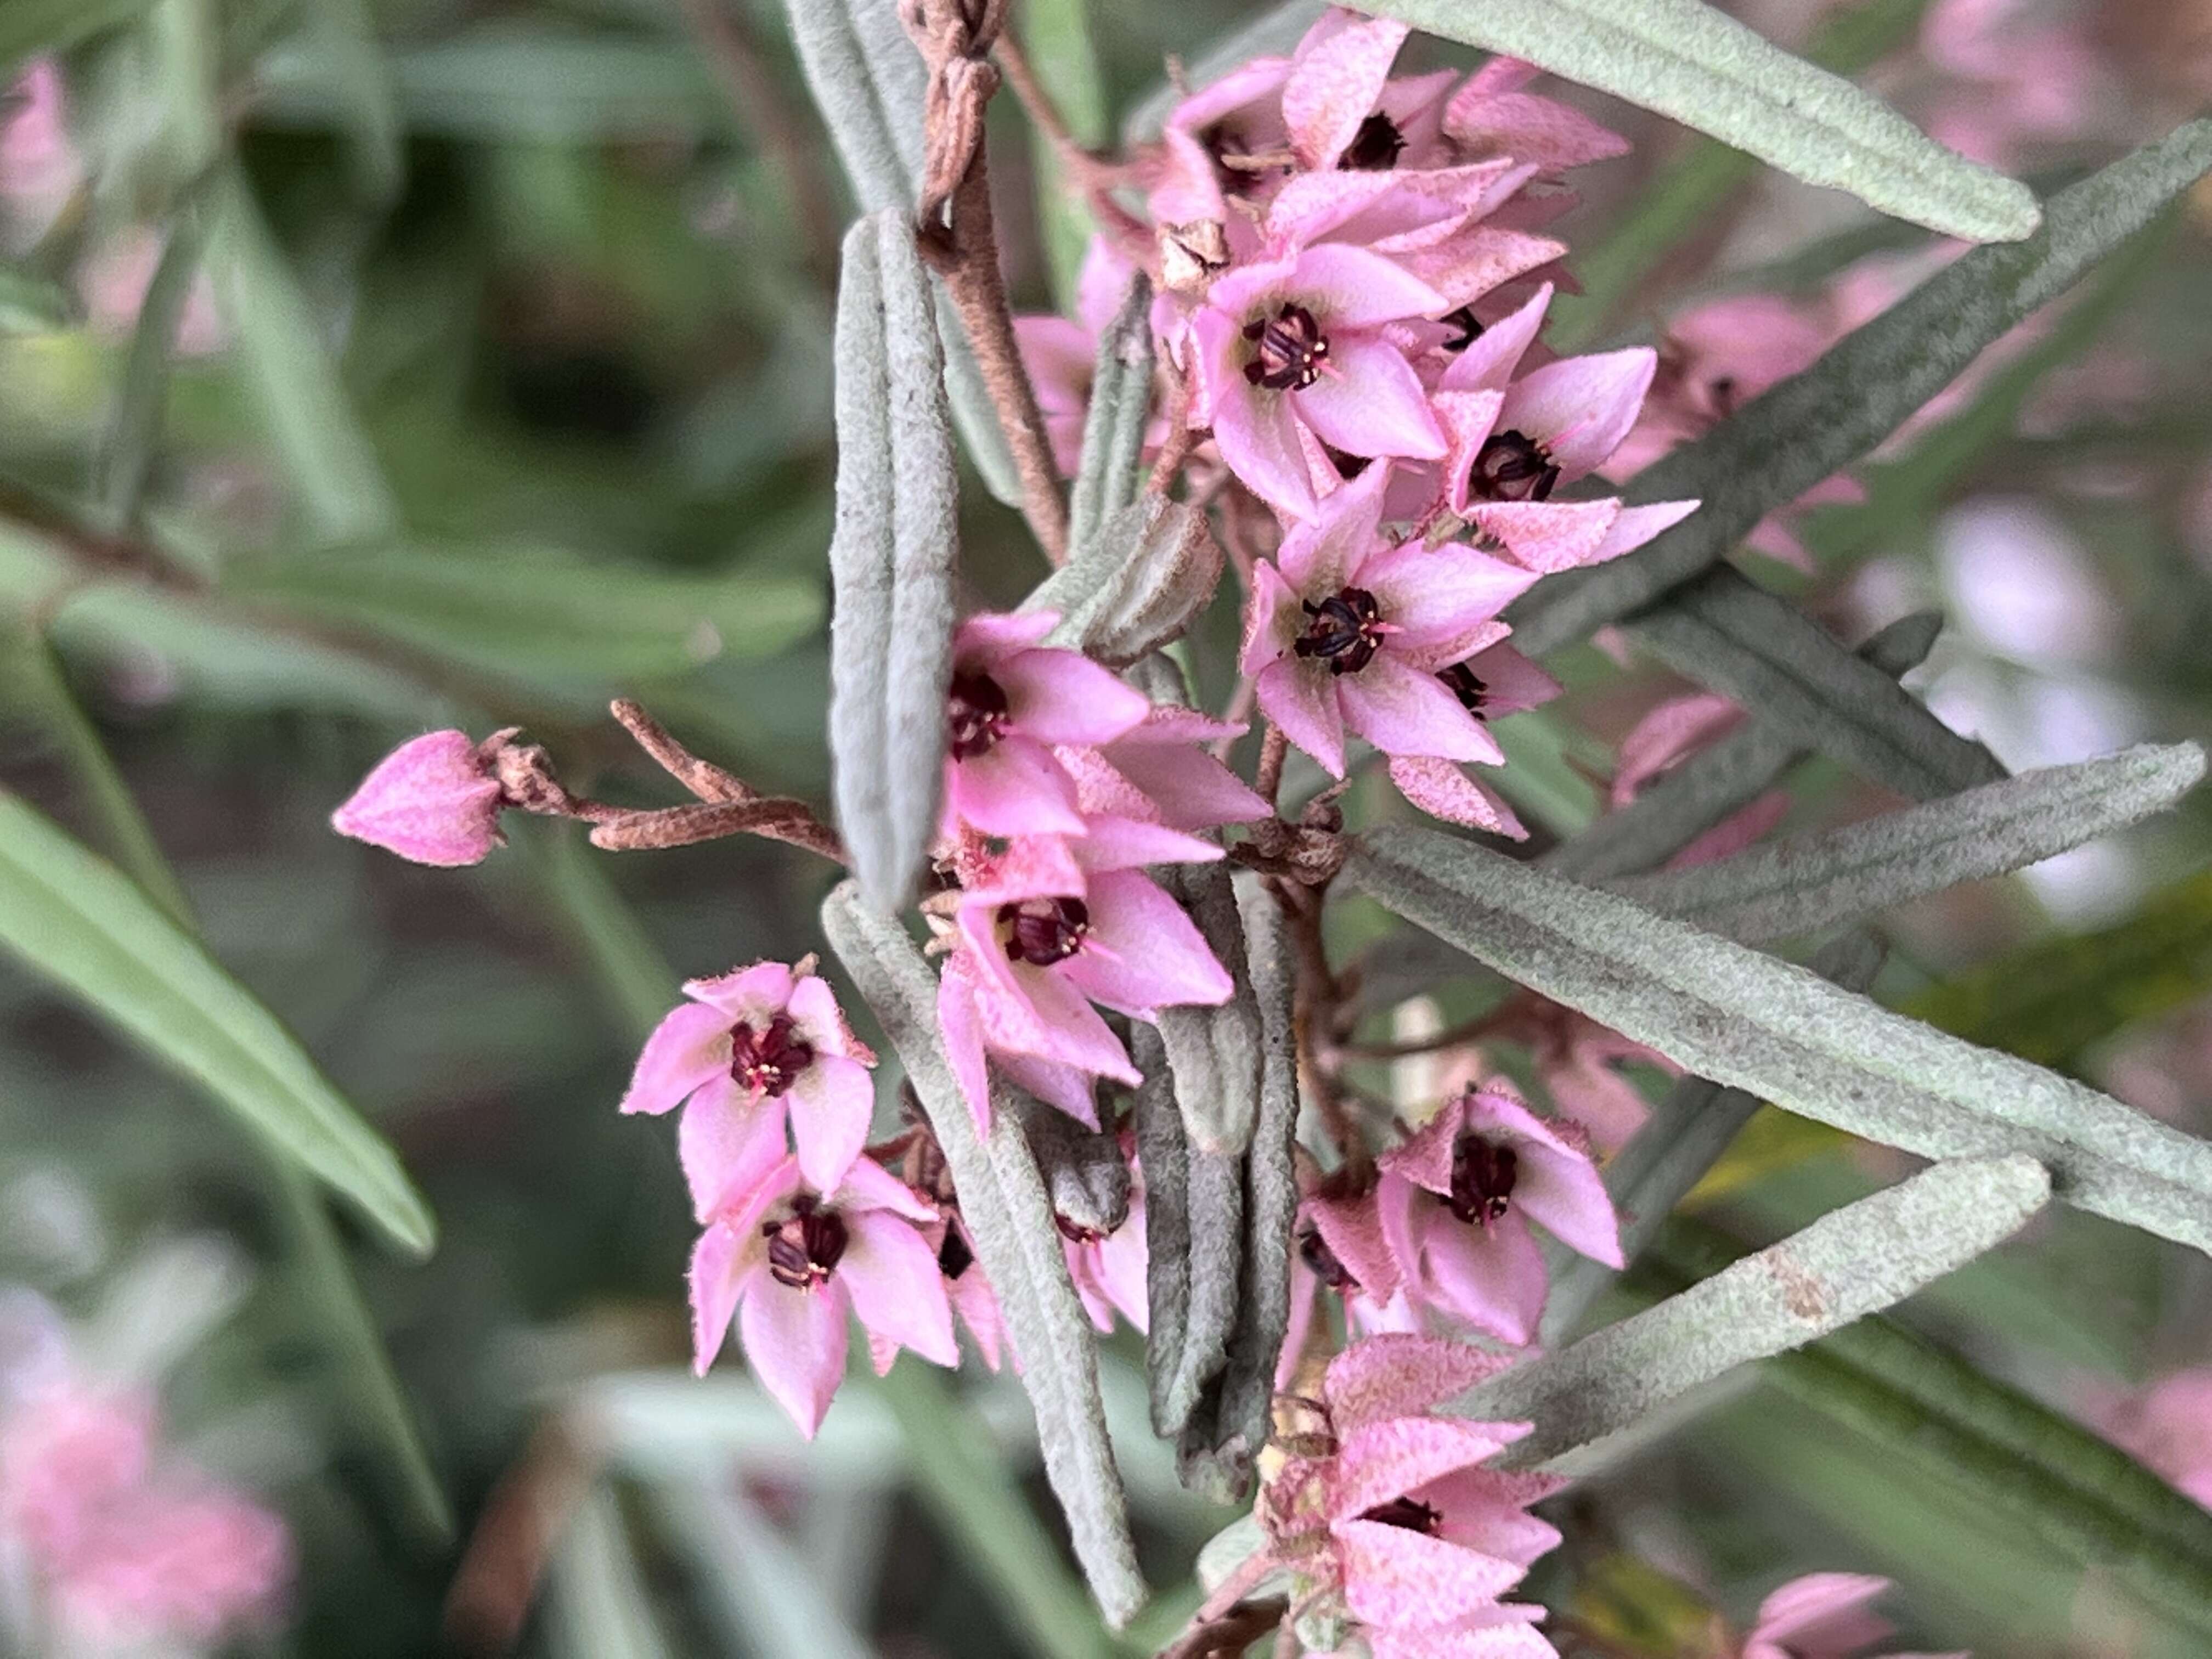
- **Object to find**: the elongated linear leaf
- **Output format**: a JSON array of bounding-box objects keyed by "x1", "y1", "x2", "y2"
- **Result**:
[
  {"x1": 0, "y1": 793, "x2": 433, "y2": 1254},
  {"x1": 782, "y1": 0, "x2": 1024, "y2": 506},
  {"x1": 1510, "y1": 121, "x2": 2212, "y2": 657},
  {"x1": 1015, "y1": 1097, "x2": 1130, "y2": 1236},
  {"x1": 99, "y1": 199, "x2": 211, "y2": 528},
  {"x1": 1460, "y1": 1155, "x2": 2051, "y2": 1466},
  {"x1": 827, "y1": 212, "x2": 958, "y2": 912},
  {"x1": 1630, "y1": 566, "x2": 2005, "y2": 800},
  {"x1": 1154, "y1": 861, "x2": 1266, "y2": 1155},
  {"x1": 1132, "y1": 1023, "x2": 1197, "y2": 1434},
  {"x1": 1351, "y1": 0, "x2": 2035, "y2": 240},
  {"x1": 1028, "y1": 498, "x2": 1223, "y2": 669},
  {"x1": 1345, "y1": 825, "x2": 2212, "y2": 1252},
  {"x1": 0, "y1": 0, "x2": 155, "y2": 76},
  {"x1": 1543, "y1": 610, "x2": 1942, "y2": 883},
  {"x1": 1542, "y1": 932, "x2": 1887, "y2": 1345},
  {"x1": 1613, "y1": 743, "x2": 2206, "y2": 943},
  {"x1": 1645, "y1": 1222, "x2": 2212, "y2": 1640},
  {"x1": 1124, "y1": 2, "x2": 1331, "y2": 142},
  {"x1": 205, "y1": 170, "x2": 398, "y2": 547},
  {"x1": 820, "y1": 885, "x2": 1148, "y2": 1626},
  {"x1": 1909, "y1": 867, "x2": 2212, "y2": 1068},
  {"x1": 1065, "y1": 278, "x2": 1154, "y2": 558}
]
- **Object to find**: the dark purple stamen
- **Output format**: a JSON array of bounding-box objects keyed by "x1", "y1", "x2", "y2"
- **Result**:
[
  {"x1": 938, "y1": 1224, "x2": 975, "y2": 1280},
  {"x1": 1001, "y1": 897, "x2": 1090, "y2": 967},
  {"x1": 1438, "y1": 662, "x2": 1491, "y2": 719},
  {"x1": 764, "y1": 1200, "x2": 848, "y2": 1289},
  {"x1": 1342, "y1": 111, "x2": 1406, "y2": 171},
  {"x1": 1358, "y1": 1496, "x2": 1442, "y2": 1533},
  {"x1": 1242, "y1": 303, "x2": 1330, "y2": 391},
  {"x1": 947, "y1": 672, "x2": 1011, "y2": 759},
  {"x1": 1446, "y1": 1134, "x2": 1518, "y2": 1227},
  {"x1": 1466, "y1": 430, "x2": 1560, "y2": 503},
  {"x1": 730, "y1": 1013, "x2": 815, "y2": 1095},
  {"x1": 1294, "y1": 586, "x2": 1386, "y2": 676}
]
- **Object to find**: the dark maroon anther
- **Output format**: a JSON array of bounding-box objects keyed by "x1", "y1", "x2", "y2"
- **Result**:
[
  {"x1": 1466, "y1": 430, "x2": 1560, "y2": 503},
  {"x1": 1357, "y1": 1496, "x2": 1442, "y2": 1534},
  {"x1": 1299, "y1": 1224, "x2": 1357, "y2": 1292},
  {"x1": 1437, "y1": 662, "x2": 1491, "y2": 719},
  {"x1": 1000, "y1": 896, "x2": 1090, "y2": 967},
  {"x1": 938, "y1": 1224, "x2": 975, "y2": 1281},
  {"x1": 1341, "y1": 111, "x2": 1406, "y2": 171},
  {"x1": 1053, "y1": 1213, "x2": 1106, "y2": 1245},
  {"x1": 763, "y1": 1201, "x2": 849, "y2": 1289},
  {"x1": 730, "y1": 1013, "x2": 815, "y2": 1095},
  {"x1": 1322, "y1": 444, "x2": 1370, "y2": 481},
  {"x1": 1294, "y1": 586, "x2": 1387, "y2": 676},
  {"x1": 1242, "y1": 303, "x2": 1330, "y2": 391},
  {"x1": 1446, "y1": 1134, "x2": 1519, "y2": 1227},
  {"x1": 1440, "y1": 305, "x2": 1485, "y2": 352},
  {"x1": 947, "y1": 672, "x2": 1012, "y2": 759}
]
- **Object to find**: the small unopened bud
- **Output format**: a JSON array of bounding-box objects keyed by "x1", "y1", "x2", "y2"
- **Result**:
[
  {"x1": 1158, "y1": 219, "x2": 1229, "y2": 295},
  {"x1": 330, "y1": 730, "x2": 507, "y2": 867}
]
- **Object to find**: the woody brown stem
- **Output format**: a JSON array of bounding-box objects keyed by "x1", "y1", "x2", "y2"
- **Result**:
[
  {"x1": 588, "y1": 799, "x2": 847, "y2": 862},
  {"x1": 1252, "y1": 721, "x2": 1288, "y2": 805},
  {"x1": 1155, "y1": 1595, "x2": 1289, "y2": 1659},
  {"x1": 1273, "y1": 873, "x2": 1369, "y2": 1181},
  {"x1": 609, "y1": 698, "x2": 754, "y2": 803},
  {"x1": 1145, "y1": 360, "x2": 1199, "y2": 495}
]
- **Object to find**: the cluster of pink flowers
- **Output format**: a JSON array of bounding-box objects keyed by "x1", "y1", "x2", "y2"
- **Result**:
[{"x1": 0, "y1": 1370, "x2": 289, "y2": 1651}]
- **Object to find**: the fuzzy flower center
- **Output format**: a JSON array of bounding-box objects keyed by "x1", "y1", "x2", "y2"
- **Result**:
[
  {"x1": 730, "y1": 1013, "x2": 815, "y2": 1095},
  {"x1": 1342, "y1": 111, "x2": 1407, "y2": 171},
  {"x1": 1468, "y1": 429, "x2": 1560, "y2": 503},
  {"x1": 1295, "y1": 586, "x2": 1387, "y2": 675},
  {"x1": 947, "y1": 671, "x2": 1012, "y2": 759},
  {"x1": 1001, "y1": 896, "x2": 1091, "y2": 967},
  {"x1": 1438, "y1": 662, "x2": 1491, "y2": 718},
  {"x1": 1357, "y1": 1496, "x2": 1443, "y2": 1534},
  {"x1": 1299, "y1": 1223, "x2": 1358, "y2": 1291},
  {"x1": 1243, "y1": 302, "x2": 1330, "y2": 391},
  {"x1": 1447, "y1": 1133, "x2": 1519, "y2": 1226},
  {"x1": 763, "y1": 1200, "x2": 848, "y2": 1289}
]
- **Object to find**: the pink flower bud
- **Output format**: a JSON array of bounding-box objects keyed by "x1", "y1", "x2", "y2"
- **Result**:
[{"x1": 330, "y1": 731, "x2": 506, "y2": 867}]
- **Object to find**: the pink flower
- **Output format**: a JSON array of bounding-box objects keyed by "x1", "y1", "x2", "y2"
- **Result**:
[
  {"x1": 1280, "y1": 1169, "x2": 1419, "y2": 1390},
  {"x1": 1740, "y1": 1573, "x2": 1965, "y2": 1659},
  {"x1": 943, "y1": 612, "x2": 1153, "y2": 839},
  {"x1": 1443, "y1": 57, "x2": 1630, "y2": 174},
  {"x1": 1480, "y1": 991, "x2": 1678, "y2": 1153},
  {"x1": 1606, "y1": 692, "x2": 1793, "y2": 881},
  {"x1": 1059, "y1": 704, "x2": 1271, "y2": 836},
  {"x1": 936, "y1": 835, "x2": 1234, "y2": 1129},
  {"x1": 620, "y1": 960, "x2": 876, "y2": 1197},
  {"x1": 1239, "y1": 461, "x2": 1540, "y2": 777},
  {"x1": 0, "y1": 1389, "x2": 156, "y2": 1562},
  {"x1": 0, "y1": 60, "x2": 81, "y2": 241},
  {"x1": 2085, "y1": 1367, "x2": 2212, "y2": 1509},
  {"x1": 1190, "y1": 241, "x2": 1448, "y2": 518},
  {"x1": 1436, "y1": 284, "x2": 1698, "y2": 573},
  {"x1": 926, "y1": 1217, "x2": 1007, "y2": 1371},
  {"x1": 331, "y1": 729, "x2": 508, "y2": 867},
  {"x1": 1386, "y1": 641, "x2": 1561, "y2": 838},
  {"x1": 689, "y1": 1154, "x2": 956, "y2": 1436},
  {"x1": 1228, "y1": 1335, "x2": 1561, "y2": 1655},
  {"x1": 1059, "y1": 1161, "x2": 1149, "y2": 1335},
  {"x1": 1378, "y1": 1082, "x2": 1622, "y2": 1346}
]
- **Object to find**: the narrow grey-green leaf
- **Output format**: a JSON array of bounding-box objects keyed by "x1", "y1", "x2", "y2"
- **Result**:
[
  {"x1": 1509, "y1": 121, "x2": 2212, "y2": 657},
  {"x1": 1015, "y1": 1097, "x2": 1130, "y2": 1236},
  {"x1": 1132, "y1": 1023, "x2": 1194, "y2": 1435},
  {"x1": 1614, "y1": 743, "x2": 2207, "y2": 944},
  {"x1": 1461, "y1": 1155, "x2": 2051, "y2": 1468},
  {"x1": 0, "y1": 792, "x2": 434, "y2": 1255},
  {"x1": 1123, "y1": 2, "x2": 1330, "y2": 142},
  {"x1": 827, "y1": 212, "x2": 957, "y2": 912},
  {"x1": 1543, "y1": 610, "x2": 1943, "y2": 883},
  {"x1": 1066, "y1": 277, "x2": 1155, "y2": 556},
  {"x1": 205, "y1": 169, "x2": 398, "y2": 547},
  {"x1": 1543, "y1": 932, "x2": 1887, "y2": 1345},
  {"x1": 1345, "y1": 825, "x2": 2212, "y2": 1253},
  {"x1": 98, "y1": 199, "x2": 211, "y2": 528},
  {"x1": 1029, "y1": 497, "x2": 1224, "y2": 670},
  {"x1": 820, "y1": 884, "x2": 1148, "y2": 1626},
  {"x1": 1629, "y1": 568, "x2": 2004, "y2": 802},
  {"x1": 1350, "y1": 0, "x2": 2036, "y2": 241},
  {"x1": 782, "y1": 0, "x2": 1024, "y2": 506},
  {"x1": 1154, "y1": 861, "x2": 1266, "y2": 1155}
]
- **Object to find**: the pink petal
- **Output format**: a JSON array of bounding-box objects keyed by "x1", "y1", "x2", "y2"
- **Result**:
[
  {"x1": 678, "y1": 1076, "x2": 791, "y2": 1222},
  {"x1": 832, "y1": 1154, "x2": 939, "y2": 1223},
  {"x1": 688, "y1": 1224, "x2": 751, "y2": 1375},
  {"x1": 1446, "y1": 86, "x2": 1630, "y2": 171},
  {"x1": 840, "y1": 1210, "x2": 960, "y2": 1367},
  {"x1": 1747, "y1": 1573, "x2": 1894, "y2": 1656},
  {"x1": 1611, "y1": 693, "x2": 1745, "y2": 806},
  {"x1": 947, "y1": 1247, "x2": 1008, "y2": 1370},
  {"x1": 1278, "y1": 458, "x2": 1392, "y2": 594},
  {"x1": 786, "y1": 1053, "x2": 875, "y2": 1193},
  {"x1": 954, "y1": 609, "x2": 1060, "y2": 669},
  {"x1": 330, "y1": 730, "x2": 504, "y2": 867},
  {"x1": 1090, "y1": 1216, "x2": 1151, "y2": 1333},
  {"x1": 947, "y1": 738, "x2": 1088, "y2": 838},
  {"x1": 1290, "y1": 244, "x2": 1447, "y2": 330},
  {"x1": 1256, "y1": 656, "x2": 1348, "y2": 777},
  {"x1": 1329, "y1": 1417, "x2": 1524, "y2": 1521},
  {"x1": 1470, "y1": 499, "x2": 1624, "y2": 574},
  {"x1": 1097, "y1": 743, "x2": 1269, "y2": 831},
  {"x1": 1197, "y1": 308, "x2": 1318, "y2": 517},
  {"x1": 1500, "y1": 349, "x2": 1657, "y2": 480},
  {"x1": 1406, "y1": 226, "x2": 1569, "y2": 313},
  {"x1": 1421, "y1": 1470, "x2": 1565, "y2": 1565},
  {"x1": 783, "y1": 973, "x2": 861, "y2": 1060},
  {"x1": 1294, "y1": 335, "x2": 1447, "y2": 461},
  {"x1": 1589, "y1": 498, "x2": 1701, "y2": 563},
  {"x1": 996, "y1": 1052, "x2": 1103, "y2": 1129},
  {"x1": 1282, "y1": 16, "x2": 1409, "y2": 169},
  {"x1": 618, "y1": 1001, "x2": 732, "y2": 1117},
  {"x1": 1338, "y1": 652, "x2": 1502, "y2": 764},
  {"x1": 1668, "y1": 791, "x2": 1791, "y2": 871},
  {"x1": 1241, "y1": 556, "x2": 1306, "y2": 676},
  {"x1": 1323, "y1": 1333, "x2": 1514, "y2": 1428},
  {"x1": 684, "y1": 960, "x2": 796, "y2": 1025},
  {"x1": 1379, "y1": 1102, "x2": 1462, "y2": 1197},
  {"x1": 1419, "y1": 1209, "x2": 1547, "y2": 1346},
  {"x1": 1389, "y1": 757, "x2": 1528, "y2": 839},
  {"x1": 738, "y1": 1278, "x2": 849, "y2": 1440},
  {"x1": 1334, "y1": 1518, "x2": 1531, "y2": 1627},
  {"x1": 1061, "y1": 870, "x2": 1234, "y2": 1015},
  {"x1": 1500, "y1": 1144, "x2": 1622, "y2": 1271},
  {"x1": 973, "y1": 946, "x2": 1142, "y2": 1086},
  {"x1": 937, "y1": 953, "x2": 996, "y2": 1133},
  {"x1": 1308, "y1": 1186, "x2": 1403, "y2": 1305},
  {"x1": 1436, "y1": 388, "x2": 1508, "y2": 518},
  {"x1": 1358, "y1": 540, "x2": 1541, "y2": 664},
  {"x1": 1370, "y1": 1617, "x2": 1559, "y2": 1659},
  {"x1": 998, "y1": 648, "x2": 1153, "y2": 746},
  {"x1": 1073, "y1": 814, "x2": 1226, "y2": 873},
  {"x1": 1438, "y1": 285, "x2": 1552, "y2": 396},
  {"x1": 1458, "y1": 644, "x2": 1561, "y2": 716}
]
